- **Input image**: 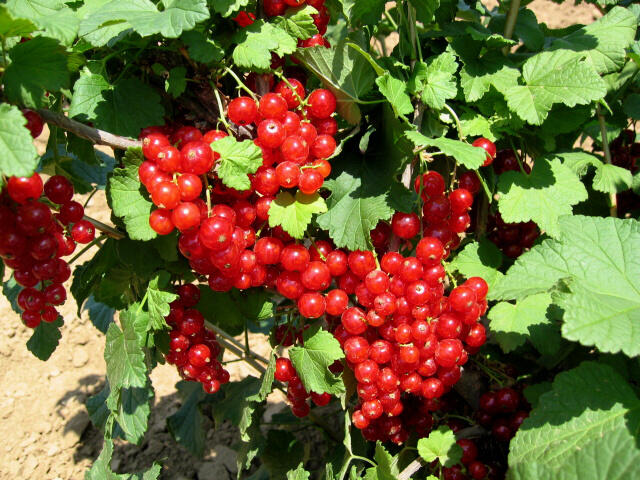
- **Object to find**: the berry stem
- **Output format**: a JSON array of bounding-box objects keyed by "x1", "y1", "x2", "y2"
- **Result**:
[
  {"x1": 223, "y1": 66, "x2": 259, "y2": 102},
  {"x1": 82, "y1": 214, "x2": 126, "y2": 239},
  {"x1": 212, "y1": 85, "x2": 232, "y2": 131},
  {"x1": 596, "y1": 103, "x2": 618, "y2": 217},
  {"x1": 67, "y1": 234, "x2": 106, "y2": 265},
  {"x1": 508, "y1": 137, "x2": 528, "y2": 175},
  {"x1": 502, "y1": 0, "x2": 521, "y2": 55},
  {"x1": 36, "y1": 109, "x2": 141, "y2": 150},
  {"x1": 443, "y1": 103, "x2": 464, "y2": 141}
]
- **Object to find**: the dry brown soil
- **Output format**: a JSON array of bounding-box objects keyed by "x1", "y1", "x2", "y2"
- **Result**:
[{"x1": 0, "y1": 2, "x2": 600, "y2": 478}]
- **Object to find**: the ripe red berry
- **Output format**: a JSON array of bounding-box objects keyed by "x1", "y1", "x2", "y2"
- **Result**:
[
  {"x1": 199, "y1": 216, "x2": 234, "y2": 251},
  {"x1": 44, "y1": 175, "x2": 74, "y2": 204},
  {"x1": 298, "y1": 168, "x2": 324, "y2": 194},
  {"x1": 297, "y1": 292, "x2": 326, "y2": 318},
  {"x1": 311, "y1": 134, "x2": 336, "y2": 159},
  {"x1": 142, "y1": 132, "x2": 170, "y2": 161},
  {"x1": 22, "y1": 109, "x2": 44, "y2": 138},
  {"x1": 414, "y1": 171, "x2": 445, "y2": 198},
  {"x1": 171, "y1": 202, "x2": 201, "y2": 232},
  {"x1": 150, "y1": 208, "x2": 174, "y2": 235},
  {"x1": 307, "y1": 89, "x2": 336, "y2": 119},
  {"x1": 71, "y1": 220, "x2": 95, "y2": 244},
  {"x1": 228, "y1": 97, "x2": 258, "y2": 125},
  {"x1": 180, "y1": 141, "x2": 214, "y2": 175},
  {"x1": 258, "y1": 119, "x2": 286, "y2": 148},
  {"x1": 391, "y1": 212, "x2": 420, "y2": 239},
  {"x1": 275, "y1": 161, "x2": 301, "y2": 188},
  {"x1": 472, "y1": 137, "x2": 497, "y2": 166},
  {"x1": 7, "y1": 174, "x2": 43, "y2": 204},
  {"x1": 274, "y1": 357, "x2": 296, "y2": 382},
  {"x1": 459, "y1": 171, "x2": 481, "y2": 195},
  {"x1": 274, "y1": 79, "x2": 306, "y2": 108},
  {"x1": 280, "y1": 135, "x2": 310, "y2": 164},
  {"x1": 259, "y1": 92, "x2": 288, "y2": 120},
  {"x1": 151, "y1": 181, "x2": 180, "y2": 209}
]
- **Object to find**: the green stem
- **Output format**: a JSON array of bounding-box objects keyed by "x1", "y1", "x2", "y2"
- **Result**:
[
  {"x1": 67, "y1": 234, "x2": 106, "y2": 265},
  {"x1": 407, "y1": 4, "x2": 423, "y2": 63},
  {"x1": 352, "y1": 455, "x2": 377, "y2": 468},
  {"x1": 501, "y1": 0, "x2": 521, "y2": 55},
  {"x1": 212, "y1": 85, "x2": 232, "y2": 131},
  {"x1": 508, "y1": 137, "x2": 528, "y2": 175},
  {"x1": 114, "y1": 39, "x2": 151, "y2": 84},
  {"x1": 83, "y1": 188, "x2": 98, "y2": 209},
  {"x1": 273, "y1": 70, "x2": 307, "y2": 115},
  {"x1": 223, "y1": 66, "x2": 259, "y2": 101},
  {"x1": 475, "y1": 171, "x2": 492, "y2": 201},
  {"x1": 384, "y1": 10, "x2": 399, "y2": 30},
  {"x1": 596, "y1": 103, "x2": 618, "y2": 217},
  {"x1": 443, "y1": 103, "x2": 464, "y2": 141}
]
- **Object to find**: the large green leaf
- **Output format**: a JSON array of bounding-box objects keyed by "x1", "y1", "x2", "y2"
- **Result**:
[
  {"x1": 107, "y1": 148, "x2": 157, "y2": 241},
  {"x1": 26, "y1": 317, "x2": 63, "y2": 361},
  {"x1": 106, "y1": 383, "x2": 153, "y2": 445},
  {"x1": 167, "y1": 381, "x2": 208, "y2": 457},
  {"x1": 268, "y1": 191, "x2": 328, "y2": 240},
  {"x1": 232, "y1": 20, "x2": 297, "y2": 71},
  {"x1": 405, "y1": 131, "x2": 487, "y2": 170},
  {"x1": 273, "y1": 5, "x2": 318, "y2": 40},
  {"x1": 497, "y1": 157, "x2": 588, "y2": 237},
  {"x1": 78, "y1": 0, "x2": 208, "y2": 47},
  {"x1": 4, "y1": 36, "x2": 70, "y2": 108},
  {"x1": 296, "y1": 41, "x2": 376, "y2": 124},
  {"x1": 104, "y1": 308, "x2": 147, "y2": 390},
  {"x1": 552, "y1": 7, "x2": 637, "y2": 75},
  {"x1": 505, "y1": 50, "x2": 607, "y2": 125},
  {"x1": 456, "y1": 50, "x2": 520, "y2": 103},
  {"x1": 375, "y1": 73, "x2": 413, "y2": 118},
  {"x1": 592, "y1": 163, "x2": 633, "y2": 194},
  {"x1": 488, "y1": 294, "x2": 554, "y2": 353},
  {"x1": 508, "y1": 361, "x2": 640, "y2": 480},
  {"x1": 289, "y1": 326, "x2": 345, "y2": 395},
  {"x1": 411, "y1": 52, "x2": 458, "y2": 110},
  {"x1": 448, "y1": 239, "x2": 505, "y2": 290},
  {"x1": 492, "y1": 216, "x2": 640, "y2": 357},
  {"x1": 316, "y1": 165, "x2": 395, "y2": 251},
  {"x1": 6, "y1": 0, "x2": 79, "y2": 45},
  {"x1": 0, "y1": 5, "x2": 36, "y2": 39},
  {"x1": 0, "y1": 103, "x2": 38, "y2": 177}
]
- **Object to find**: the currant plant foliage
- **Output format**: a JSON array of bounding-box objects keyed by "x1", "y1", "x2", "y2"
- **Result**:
[{"x1": 0, "y1": 0, "x2": 639, "y2": 479}]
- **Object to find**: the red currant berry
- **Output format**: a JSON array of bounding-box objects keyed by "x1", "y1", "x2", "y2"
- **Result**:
[
  {"x1": 228, "y1": 97, "x2": 258, "y2": 125},
  {"x1": 180, "y1": 141, "x2": 214, "y2": 175},
  {"x1": 391, "y1": 212, "x2": 420, "y2": 239},
  {"x1": 472, "y1": 137, "x2": 497, "y2": 166},
  {"x1": 298, "y1": 292, "x2": 326, "y2": 318},
  {"x1": 274, "y1": 78, "x2": 306, "y2": 108},
  {"x1": 280, "y1": 135, "x2": 310, "y2": 164},
  {"x1": 298, "y1": 168, "x2": 324, "y2": 194},
  {"x1": 71, "y1": 220, "x2": 95, "y2": 244},
  {"x1": 22, "y1": 109, "x2": 44, "y2": 138},
  {"x1": 311, "y1": 134, "x2": 336, "y2": 159},
  {"x1": 307, "y1": 89, "x2": 336, "y2": 119},
  {"x1": 259, "y1": 93, "x2": 288, "y2": 120},
  {"x1": 275, "y1": 161, "x2": 301, "y2": 188},
  {"x1": 44, "y1": 175, "x2": 73, "y2": 204},
  {"x1": 150, "y1": 208, "x2": 174, "y2": 235},
  {"x1": 7, "y1": 173, "x2": 43, "y2": 204}
]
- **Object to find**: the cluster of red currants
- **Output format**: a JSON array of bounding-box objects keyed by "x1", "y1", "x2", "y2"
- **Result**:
[
  {"x1": 487, "y1": 214, "x2": 539, "y2": 259},
  {"x1": 164, "y1": 284, "x2": 230, "y2": 394},
  {"x1": 274, "y1": 356, "x2": 332, "y2": 417},
  {"x1": 476, "y1": 387, "x2": 529, "y2": 443},
  {"x1": 229, "y1": 83, "x2": 338, "y2": 196},
  {"x1": 262, "y1": 0, "x2": 331, "y2": 49},
  {"x1": 327, "y1": 238, "x2": 489, "y2": 443},
  {"x1": 0, "y1": 173, "x2": 95, "y2": 328}
]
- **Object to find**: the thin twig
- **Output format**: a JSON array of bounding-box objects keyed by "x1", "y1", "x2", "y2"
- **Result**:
[
  {"x1": 502, "y1": 0, "x2": 521, "y2": 55},
  {"x1": 596, "y1": 103, "x2": 618, "y2": 217},
  {"x1": 36, "y1": 109, "x2": 141, "y2": 150},
  {"x1": 82, "y1": 215, "x2": 126, "y2": 239},
  {"x1": 205, "y1": 320, "x2": 270, "y2": 366}
]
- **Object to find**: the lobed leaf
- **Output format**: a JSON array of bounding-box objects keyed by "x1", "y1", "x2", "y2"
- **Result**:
[{"x1": 268, "y1": 191, "x2": 328, "y2": 240}]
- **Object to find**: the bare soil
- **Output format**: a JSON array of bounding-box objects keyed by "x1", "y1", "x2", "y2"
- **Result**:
[{"x1": 0, "y1": 2, "x2": 600, "y2": 478}]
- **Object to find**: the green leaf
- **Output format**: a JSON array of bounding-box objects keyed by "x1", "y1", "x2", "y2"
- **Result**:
[
  {"x1": 79, "y1": 0, "x2": 209, "y2": 46},
  {"x1": 370, "y1": 442, "x2": 400, "y2": 480},
  {"x1": 83, "y1": 295, "x2": 115, "y2": 334},
  {"x1": 146, "y1": 271, "x2": 178, "y2": 332},
  {"x1": 508, "y1": 361, "x2": 640, "y2": 480},
  {"x1": 592, "y1": 163, "x2": 633, "y2": 194},
  {"x1": 94, "y1": 78, "x2": 164, "y2": 138},
  {"x1": 289, "y1": 326, "x2": 345, "y2": 395},
  {"x1": 86, "y1": 438, "x2": 122, "y2": 480},
  {"x1": 87, "y1": 384, "x2": 114, "y2": 432},
  {"x1": 296, "y1": 41, "x2": 376, "y2": 124},
  {"x1": 210, "y1": 0, "x2": 250, "y2": 17},
  {"x1": 108, "y1": 148, "x2": 157, "y2": 241},
  {"x1": 457, "y1": 50, "x2": 520, "y2": 103},
  {"x1": 558, "y1": 151, "x2": 602, "y2": 177},
  {"x1": 623, "y1": 93, "x2": 640, "y2": 120},
  {"x1": 106, "y1": 384, "x2": 153, "y2": 445},
  {"x1": 195, "y1": 287, "x2": 244, "y2": 335},
  {"x1": 181, "y1": 30, "x2": 224, "y2": 64},
  {"x1": 165, "y1": 66, "x2": 187, "y2": 98},
  {"x1": 488, "y1": 294, "x2": 553, "y2": 353},
  {"x1": 261, "y1": 430, "x2": 305, "y2": 479},
  {"x1": 287, "y1": 464, "x2": 310, "y2": 480},
  {"x1": 212, "y1": 376, "x2": 261, "y2": 434},
  {"x1": 2, "y1": 274, "x2": 21, "y2": 314},
  {"x1": 491, "y1": 216, "x2": 640, "y2": 357},
  {"x1": 497, "y1": 157, "x2": 588, "y2": 237},
  {"x1": 273, "y1": 5, "x2": 318, "y2": 40},
  {"x1": 4, "y1": 36, "x2": 69, "y2": 108},
  {"x1": 448, "y1": 239, "x2": 505, "y2": 290},
  {"x1": 248, "y1": 353, "x2": 276, "y2": 404},
  {"x1": 552, "y1": 7, "x2": 637, "y2": 75},
  {"x1": 347, "y1": 0, "x2": 385, "y2": 26},
  {"x1": 316, "y1": 166, "x2": 395, "y2": 251},
  {"x1": 411, "y1": 52, "x2": 458, "y2": 110},
  {"x1": 104, "y1": 309, "x2": 147, "y2": 390},
  {"x1": 167, "y1": 381, "x2": 207, "y2": 457},
  {"x1": 268, "y1": 191, "x2": 328, "y2": 239},
  {"x1": 70, "y1": 239, "x2": 119, "y2": 314},
  {"x1": 0, "y1": 103, "x2": 38, "y2": 177},
  {"x1": 405, "y1": 131, "x2": 487, "y2": 170},
  {"x1": 233, "y1": 20, "x2": 297, "y2": 71},
  {"x1": 375, "y1": 73, "x2": 413, "y2": 118},
  {"x1": 0, "y1": 5, "x2": 36, "y2": 39},
  {"x1": 26, "y1": 317, "x2": 63, "y2": 361},
  {"x1": 212, "y1": 136, "x2": 263, "y2": 191},
  {"x1": 505, "y1": 50, "x2": 607, "y2": 125},
  {"x1": 69, "y1": 64, "x2": 110, "y2": 121},
  {"x1": 6, "y1": 0, "x2": 78, "y2": 46},
  {"x1": 417, "y1": 426, "x2": 463, "y2": 468},
  {"x1": 408, "y1": 0, "x2": 440, "y2": 25}
]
